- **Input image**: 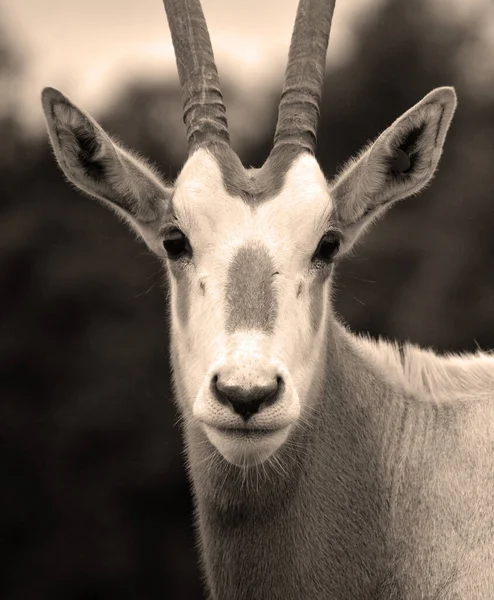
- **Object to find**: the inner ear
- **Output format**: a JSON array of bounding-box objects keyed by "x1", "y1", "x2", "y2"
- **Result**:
[
  {"x1": 73, "y1": 126, "x2": 106, "y2": 182},
  {"x1": 387, "y1": 123, "x2": 425, "y2": 175}
]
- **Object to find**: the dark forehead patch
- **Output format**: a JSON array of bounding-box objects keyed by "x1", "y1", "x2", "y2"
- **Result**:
[
  {"x1": 225, "y1": 243, "x2": 278, "y2": 333},
  {"x1": 208, "y1": 143, "x2": 304, "y2": 206}
]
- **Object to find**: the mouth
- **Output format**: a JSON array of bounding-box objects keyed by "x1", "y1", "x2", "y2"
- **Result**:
[
  {"x1": 202, "y1": 423, "x2": 291, "y2": 466},
  {"x1": 213, "y1": 426, "x2": 282, "y2": 438}
]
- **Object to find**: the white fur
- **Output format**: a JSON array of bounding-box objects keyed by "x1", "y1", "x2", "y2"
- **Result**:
[
  {"x1": 355, "y1": 334, "x2": 494, "y2": 404},
  {"x1": 42, "y1": 83, "x2": 494, "y2": 597},
  {"x1": 170, "y1": 151, "x2": 331, "y2": 463},
  {"x1": 41, "y1": 88, "x2": 471, "y2": 468}
]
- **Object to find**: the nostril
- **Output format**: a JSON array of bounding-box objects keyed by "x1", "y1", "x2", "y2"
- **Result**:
[{"x1": 212, "y1": 374, "x2": 283, "y2": 421}]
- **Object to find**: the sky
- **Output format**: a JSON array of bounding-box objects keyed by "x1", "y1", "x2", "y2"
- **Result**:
[
  {"x1": 3, "y1": 0, "x2": 381, "y2": 131},
  {"x1": 2, "y1": 0, "x2": 493, "y2": 133}
]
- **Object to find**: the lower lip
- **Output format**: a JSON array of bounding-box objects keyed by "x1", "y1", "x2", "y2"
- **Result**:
[{"x1": 215, "y1": 427, "x2": 279, "y2": 438}]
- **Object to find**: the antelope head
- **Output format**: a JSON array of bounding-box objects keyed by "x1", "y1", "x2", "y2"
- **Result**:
[{"x1": 41, "y1": 0, "x2": 457, "y2": 467}]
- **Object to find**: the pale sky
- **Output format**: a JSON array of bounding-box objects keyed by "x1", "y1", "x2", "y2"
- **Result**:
[
  {"x1": 3, "y1": 0, "x2": 380, "y2": 131},
  {"x1": 3, "y1": 0, "x2": 494, "y2": 133}
]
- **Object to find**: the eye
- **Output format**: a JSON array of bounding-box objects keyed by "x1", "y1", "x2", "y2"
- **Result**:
[
  {"x1": 312, "y1": 231, "x2": 340, "y2": 263},
  {"x1": 163, "y1": 228, "x2": 191, "y2": 260}
]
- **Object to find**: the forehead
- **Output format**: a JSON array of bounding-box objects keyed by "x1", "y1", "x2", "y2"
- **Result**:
[{"x1": 172, "y1": 149, "x2": 333, "y2": 243}]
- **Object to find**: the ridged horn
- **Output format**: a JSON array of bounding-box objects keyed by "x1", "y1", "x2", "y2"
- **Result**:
[
  {"x1": 163, "y1": 0, "x2": 230, "y2": 153},
  {"x1": 271, "y1": 0, "x2": 336, "y2": 156}
]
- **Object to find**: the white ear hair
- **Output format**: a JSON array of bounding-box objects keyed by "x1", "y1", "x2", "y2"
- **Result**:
[
  {"x1": 331, "y1": 87, "x2": 457, "y2": 253},
  {"x1": 41, "y1": 87, "x2": 172, "y2": 253}
]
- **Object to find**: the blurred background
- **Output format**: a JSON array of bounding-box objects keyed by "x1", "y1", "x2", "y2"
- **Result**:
[{"x1": 1, "y1": 0, "x2": 494, "y2": 598}]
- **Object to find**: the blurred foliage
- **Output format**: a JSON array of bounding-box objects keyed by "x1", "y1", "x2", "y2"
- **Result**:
[
  {"x1": 1, "y1": 0, "x2": 494, "y2": 598},
  {"x1": 318, "y1": 0, "x2": 494, "y2": 349},
  {"x1": 0, "y1": 12, "x2": 28, "y2": 170}
]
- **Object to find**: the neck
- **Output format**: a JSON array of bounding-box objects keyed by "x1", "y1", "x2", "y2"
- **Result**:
[{"x1": 180, "y1": 313, "x2": 404, "y2": 599}]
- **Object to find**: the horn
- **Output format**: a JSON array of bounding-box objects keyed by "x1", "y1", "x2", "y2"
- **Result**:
[
  {"x1": 271, "y1": 0, "x2": 336, "y2": 156},
  {"x1": 163, "y1": 0, "x2": 230, "y2": 152}
]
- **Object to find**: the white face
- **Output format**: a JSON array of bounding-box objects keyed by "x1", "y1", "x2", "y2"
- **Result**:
[
  {"x1": 166, "y1": 150, "x2": 339, "y2": 466},
  {"x1": 42, "y1": 85, "x2": 456, "y2": 468}
]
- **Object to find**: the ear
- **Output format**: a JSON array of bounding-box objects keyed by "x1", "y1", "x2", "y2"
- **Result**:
[
  {"x1": 41, "y1": 87, "x2": 172, "y2": 254},
  {"x1": 330, "y1": 87, "x2": 457, "y2": 253}
]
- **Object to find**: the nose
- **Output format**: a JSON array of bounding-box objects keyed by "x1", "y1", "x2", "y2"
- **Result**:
[{"x1": 212, "y1": 372, "x2": 283, "y2": 421}]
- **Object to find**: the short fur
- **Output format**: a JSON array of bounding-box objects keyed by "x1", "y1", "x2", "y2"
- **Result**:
[
  {"x1": 186, "y1": 320, "x2": 494, "y2": 599},
  {"x1": 225, "y1": 243, "x2": 278, "y2": 333},
  {"x1": 40, "y1": 1, "x2": 493, "y2": 597}
]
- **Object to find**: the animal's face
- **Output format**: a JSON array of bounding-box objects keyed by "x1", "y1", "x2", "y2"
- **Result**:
[
  {"x1": 41, "y1": 0, "x2": 457, "y2": 469},
  {"x1": 166, "y1": 150, "x2": 337, "y2": 466},
  {"x1": 41, "y1": 82, "x2": 456, "y2": 467}
]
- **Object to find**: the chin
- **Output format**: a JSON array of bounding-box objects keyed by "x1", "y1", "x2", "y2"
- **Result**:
[{"x1": 203, "y1": 424, "x2": 291, "y2": 467}]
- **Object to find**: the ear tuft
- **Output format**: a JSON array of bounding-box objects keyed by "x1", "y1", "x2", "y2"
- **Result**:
[
  {"x1": 330, "y1": 86, "x2": 457, "y2": 254},
  {"x1": 73, "y1": 126, "x2": 106, "y2": 182},
  {"x1": 389, "y1": 148, "x2": 411, "y2": 174},
  {"x1": 388, "y1": 123, "x2": 425, "y2": 175},
  {"x1": 41, "y1": 85, "x2": 111, "y2": 185},
  {"x1": 41, "y1": 86, "x2": 173, "y2": 255}
]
